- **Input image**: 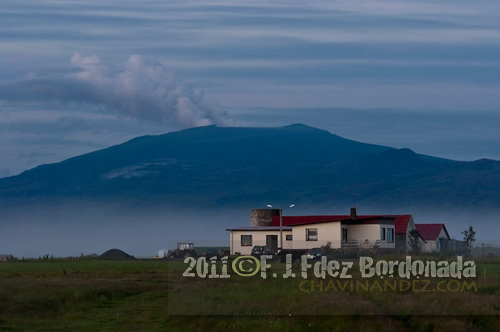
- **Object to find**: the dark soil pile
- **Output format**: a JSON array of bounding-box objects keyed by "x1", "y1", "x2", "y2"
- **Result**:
[{"x1": 100, "y1": 248, "x2": 135, "y2": 260}]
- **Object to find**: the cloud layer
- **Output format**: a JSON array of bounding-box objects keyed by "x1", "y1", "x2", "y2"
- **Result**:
[{"x1": 1, "y1": 0, "x2": 499, "y2": 110}]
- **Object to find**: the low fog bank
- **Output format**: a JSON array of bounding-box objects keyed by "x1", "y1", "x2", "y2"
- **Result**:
[
  {"x1": 1, "y1": 200, "x2": 498, "y2": 258},
  {"x1": 0, "y1": 201, "x2": 249, "y2": 258}
]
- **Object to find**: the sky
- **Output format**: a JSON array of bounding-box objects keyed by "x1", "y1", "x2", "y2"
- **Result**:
[{"x1": 1, "y1": 0, "x2": 500, "y2": 177}]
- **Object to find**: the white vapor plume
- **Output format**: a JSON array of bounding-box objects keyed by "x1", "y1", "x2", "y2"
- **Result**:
[
  {"x1": 68, "y1": 53, "x2": 230, "y2": 127},
  {"x1": 0, "y1": 53, "x2": 231, "y2": 128}
]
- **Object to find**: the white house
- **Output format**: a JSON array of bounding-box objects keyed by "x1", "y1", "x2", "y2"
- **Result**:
[
  {"x1": 227, "y1": 208, "x2": 396, "y2": 255},
  {"x1": 228, "y1": 226, "x2": 293, "y2": 255}
]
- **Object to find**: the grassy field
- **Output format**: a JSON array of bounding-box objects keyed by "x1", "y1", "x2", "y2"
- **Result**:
[{"x1": 0, "y1": 257, "x2": 499, "y2": 331}]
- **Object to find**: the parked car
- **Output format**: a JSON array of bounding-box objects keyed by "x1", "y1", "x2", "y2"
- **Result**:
[
  {"x1": 251, "y1": 246, "x2": 274, "y2": 259},
  {"x1": 305, "y1": 247, "x2": 325, "y2": 260}
]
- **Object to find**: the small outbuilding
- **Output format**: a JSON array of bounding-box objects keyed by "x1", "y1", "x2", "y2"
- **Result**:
[{"x1": 415, "y1": 223, "x2": 451, "y2": 253}]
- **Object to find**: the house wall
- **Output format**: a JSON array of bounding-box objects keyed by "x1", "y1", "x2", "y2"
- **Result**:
[
  {"x1": 406, "y1": 217, "x2": 416, "y2": 252},
  {"x1": 229, "y1": 230, "x2": 293, "y2": 255},
  {"x1": 345, "y1": 224, "x2": 378, "y2": 248},
  {"x1": 395, "y1": 234, "x2": 406, "y2": 254},
  {"x1": 417, "y1": 237, "x2": 427, "y2": 253},
  {"x1": 422, "y1": 228, "x2": 450, "y2": 253},
  {"x1": 423, "y1": 240, "x2": 437, "y2": 253},
  {"x1": 397, "y1": 216, "x2": 416, "y2": 253},
  {"x1": 292, "y1": 222, "x2": 342, "y2": 249},
  {"x1": 230, "y1": 219, "x2": 398, "y2": 254},
  {"x1": 344, "y1": 224, "x2": 396, "y2": 249}
]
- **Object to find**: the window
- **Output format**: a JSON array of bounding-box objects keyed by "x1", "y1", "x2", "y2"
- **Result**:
[
  {"x1": 241, "y1": 235, "x2": 252, "y2": 246},
  {"x1": 381, "y1": 227, "x2": 386, "y2": 241},
  {"x1": 342, "y1": 228, "x2": 348, "y2": 242},
  {"x1": 286, "y1": 234, "x2": 292, "y2": 241},
  {"x1": 387, "y1": 228, "x2": 394, "y2": 243},
  {"x1": 306, "y1": 228, "x2": 318, "y2": 241}
]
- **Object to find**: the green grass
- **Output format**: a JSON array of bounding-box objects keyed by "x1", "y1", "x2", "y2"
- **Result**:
[
  {"x1": 0, "y1": 258, "x2": 499, "y2": 331},
  {"x1": 0, "y1": 260, "x2": 171, "y2": 330}
]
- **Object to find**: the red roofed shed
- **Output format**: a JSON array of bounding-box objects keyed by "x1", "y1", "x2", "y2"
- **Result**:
[{"x1": 415, "y1": 224, "x2": 451, "y2": 253}]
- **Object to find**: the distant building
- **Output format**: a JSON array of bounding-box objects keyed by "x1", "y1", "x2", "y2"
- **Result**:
[
  {"x1": 227, "y1": 208, "x2": 396, "y2": 255},
  {"x1": 228, "y1": 208, "x2": 468, "y2": 256},
  {"x1": 0, "y1": 255, "x2": 13, "y2": 262},
  {"x1": 415, "y1": 223, "x2": 451, "y2": 253}
]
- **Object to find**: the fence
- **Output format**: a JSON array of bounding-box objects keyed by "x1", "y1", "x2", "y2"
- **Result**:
[{"x1": 439, "y1": 238, "x2": 468, "y2": 255}]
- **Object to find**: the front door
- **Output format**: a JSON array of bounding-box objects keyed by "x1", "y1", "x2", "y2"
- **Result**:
[{"x1": 266, "y1": 235, "x2": 278, "y2": 252}]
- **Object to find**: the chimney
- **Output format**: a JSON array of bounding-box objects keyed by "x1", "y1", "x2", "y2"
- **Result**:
[{"x1": 350, "y1": 207, "x2": 357, "y2": 219}]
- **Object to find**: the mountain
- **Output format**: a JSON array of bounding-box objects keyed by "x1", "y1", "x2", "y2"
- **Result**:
[{"x1": 0, "y1": 124, "x2": 499, "y2": 210}]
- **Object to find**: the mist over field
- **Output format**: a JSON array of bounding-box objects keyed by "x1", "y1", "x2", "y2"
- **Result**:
[
  {"x1": 0, "y1": 201, "x2": 237, "y2": 258},
  {"x1": 0, "y1": 199, "x2": 498, "y2": 258}
]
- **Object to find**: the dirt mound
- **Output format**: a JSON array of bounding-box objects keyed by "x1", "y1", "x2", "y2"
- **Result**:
[{"x1": 100, "y1": 248, "x2": 135, "y2": 260}]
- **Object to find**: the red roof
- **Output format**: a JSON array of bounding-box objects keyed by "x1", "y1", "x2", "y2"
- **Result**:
[
  {"x1": 270, "y1": 215, "x2": 345, "y2": 226},
  {"x1": 415, "y1": 224, "x2": 449, "y2": 241},
  {"x1": 393, "y1": 215, "x2": 412, "y2": 234},
  {"x1": 270, "y1": 214, "x2": 401, "y2": 227}
]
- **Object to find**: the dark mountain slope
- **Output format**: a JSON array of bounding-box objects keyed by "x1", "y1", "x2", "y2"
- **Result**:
[{"x1": 0, "y1": 124, "x2": 498, "y2": 210}]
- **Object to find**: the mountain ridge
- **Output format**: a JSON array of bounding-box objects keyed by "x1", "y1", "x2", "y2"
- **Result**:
[{"x1": 0, "y1": 124, "x2": 498, "y2": 210}]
